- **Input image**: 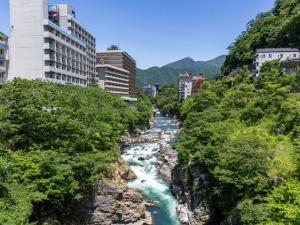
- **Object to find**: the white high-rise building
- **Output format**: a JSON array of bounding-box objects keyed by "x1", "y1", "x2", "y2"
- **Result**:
[
  {"x1": 178, "y1": 72, "x2": 193, "y2": 101},
  {"x1": 8, "y1": 0, "x2": 96, "y2": 87}
]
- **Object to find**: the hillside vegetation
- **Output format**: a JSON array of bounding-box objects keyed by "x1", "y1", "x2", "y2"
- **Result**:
[
  {"x1": 137, "y1": 55, "x2": 225, "y2": 87},
  {"x1": 157, "y1": 61, "x2": 300, "y2": 224},
  {"x1": 0, "y1": 79, "x2": 152, "y2": 224},
  {"x1": 222, "y1": 0, "x2": 300, "y2": 73}
]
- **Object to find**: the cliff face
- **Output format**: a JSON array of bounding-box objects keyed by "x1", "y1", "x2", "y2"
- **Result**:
[
  {"x1": 171, "y1": 163, "x2": 212, "y2": 225},
  {"x1": 79, "y1": 159, "x2": 153, "y2": 225}
]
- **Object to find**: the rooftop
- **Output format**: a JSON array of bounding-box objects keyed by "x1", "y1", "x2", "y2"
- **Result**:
[
  {"x1": 97, "y1": 50, "x2": 136, "y2": 63},
  {"x1": 0, "y1": 31, "x2": 8, "y2": 38},
  {"x1": 256, "y1": 48, "x2": 300, "y2": 53}
]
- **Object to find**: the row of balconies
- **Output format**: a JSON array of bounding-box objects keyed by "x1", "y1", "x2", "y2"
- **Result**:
[
  {"x1": 45, "y1": 64, "x2": 87, "y2": 77},
  {"x1": 45, "y1": 73, "x2": 87, "y2": 87},
  {"x1": 44, "y1": 31, "x2": 86, "y2": 54},
  {"x1": 46, "y1": 28, "x2": 86, "y2": 50},
  {"x1": 68, "y1": 20, "x2": 95, "y2": 42},
  {"x1": 105, "y1": 78, "x2": 129, "y2": 86},
  {"x1": 105, "y1": 74, "x2": 128, "y2": 83}
]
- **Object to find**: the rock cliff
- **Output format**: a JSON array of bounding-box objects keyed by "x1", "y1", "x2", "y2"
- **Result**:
[
  {"x1": 79, "y1": 159, "x2": 152, "y2": 225},
  {"x1": 171, "y1": 163, "x2": 212, "y2": 225}
]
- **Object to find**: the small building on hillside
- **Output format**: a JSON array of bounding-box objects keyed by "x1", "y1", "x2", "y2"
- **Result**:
[
  {"x1": 178, "y1": 72, "x2": 205, "y2": 101},
  {"x1": 143, "y1": 84, "x2": 157, "y2": 97},
  {"x1": 253, "y1": 48, "x2": 300, "y2": 74}
]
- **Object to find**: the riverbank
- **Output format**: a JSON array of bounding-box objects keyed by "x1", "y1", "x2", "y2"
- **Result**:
[{"x1": 121, "y1": 112, "x2": 182, "y2": 225}]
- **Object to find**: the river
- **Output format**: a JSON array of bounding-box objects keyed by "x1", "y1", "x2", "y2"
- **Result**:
[{"x1": 121, "y1": 112, "x2": 182, "y2": 225}]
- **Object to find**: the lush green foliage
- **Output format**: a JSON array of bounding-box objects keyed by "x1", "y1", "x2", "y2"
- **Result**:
[
  {"x1": 155, "y1": 84, "x2": 182, "y2": 117},
  {"x1": 222, "y1": 0, "x2": 300, "y2": 73},
  {"x1": 137, "y1": 56, "x2": 225, "y2": 87},
  {"x1": 172, "y1": 60, "x2": 300, "y2": 224},
  {"x1": 0, "y1": 79, "x2": 152, "y2": 223}
]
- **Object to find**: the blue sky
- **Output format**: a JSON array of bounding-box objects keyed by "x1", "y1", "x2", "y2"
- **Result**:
[{"x1": 0, "y1": 0, "x2": 275, "y2": 69}]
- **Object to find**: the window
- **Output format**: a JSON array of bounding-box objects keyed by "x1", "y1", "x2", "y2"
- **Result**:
[
  {"x1": 280, "y1": 54, "x2": 283, "y2": 58},
  {"x1": 268, "y1": 54, "x2": 272, "y2": 58},
  {"x1": 293, "y1": 54, "x2": 297, "y2": 58},
  {"x1": 262, "y1": 54, "x2": 265, "y2": 58}
]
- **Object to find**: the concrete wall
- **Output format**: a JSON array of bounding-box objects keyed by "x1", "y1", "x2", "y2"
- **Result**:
[{"x1": 8, "y1": 0, "x2": 48, "y2": 80}]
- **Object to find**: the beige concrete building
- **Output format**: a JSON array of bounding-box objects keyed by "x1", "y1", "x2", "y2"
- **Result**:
[
  {"x1": 96, "y1": 45, "x2": 136, "y2": 97},
  {"x1": 96, "y1": 64, "x2": 129, "y2": 96}
]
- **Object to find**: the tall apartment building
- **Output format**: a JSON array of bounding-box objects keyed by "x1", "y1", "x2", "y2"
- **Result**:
[
  {"x1": 178, "y1": 73, "x2": 193, "y2": 101},
  {"x1": 0, "y1": 32, "x2": 8, "y2": 84},
  {"x1": 96, "y1": 45, "x2": 136, "y2": 97},
  {"x1": 96, "y1": 64, "x2": 130, "y2": 96},
  {"x1": 8, "y1": 0, "x2": 96, "y2": 87},
  {"x1": 178, "y1": 72, "x2": 205, "y2": 101}
]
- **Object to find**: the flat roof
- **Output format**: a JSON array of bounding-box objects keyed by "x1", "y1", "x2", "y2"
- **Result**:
[
  {"x1": 97, "y1": 50, "x2": 136, "y2": 63},
  {"x1": 256, "y1": 48, "x2": 300, "y2": 53}
]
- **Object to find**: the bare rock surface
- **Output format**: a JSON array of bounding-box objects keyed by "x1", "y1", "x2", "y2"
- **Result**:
[{"x1": 79, "y1": 159, "x2": 152, "y2": 225}]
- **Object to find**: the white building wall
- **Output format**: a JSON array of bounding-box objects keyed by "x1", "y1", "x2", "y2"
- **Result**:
[
  {"x1": 8, "y1": 0, "x2": 48, "y2": 80},
  {"x1": 8, "y1": 0, "x2": 93, "y2": 87},
  {"x1": 254, "y1": 49, "x2": 300, "y2": 72},
  {"x1": 178, "y1": 76, "x2": 193, "y2": 100}
]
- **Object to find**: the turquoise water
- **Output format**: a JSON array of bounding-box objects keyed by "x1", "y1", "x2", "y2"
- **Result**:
[{"x1": 122, "y1": 113, "x2": 181, "y2": 225}]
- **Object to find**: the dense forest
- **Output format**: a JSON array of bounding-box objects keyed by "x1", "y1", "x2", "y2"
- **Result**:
[
  {"x1": 155, "y1": 0, "x2": 300, "y2": 223},
  {"x1": 0, "y1": 79, "x2": 152, "y2": 224},
  {"x1": 222, "y1": 0, "x2": 300, "y2": 74},
  {"x1": 157, "y1": 61, "x2": 300, "y2": 224}
]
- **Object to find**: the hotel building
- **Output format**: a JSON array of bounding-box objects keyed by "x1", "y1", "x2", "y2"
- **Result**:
[
  {"x1": 96, "y1": 64, "x2": 130, "y2": 96},
  {"x1": 8, "y1": 0, "x2": 96, "y2": 87},
  {"x1": 178, "y1": 72, "x2": 205, "y2": 101},
  {"x1": 96, "y1": 45, "x2": 136, "y2": 97},
  {"x1": 0, "y1": 32, "x2": 8, "y2": 84}
]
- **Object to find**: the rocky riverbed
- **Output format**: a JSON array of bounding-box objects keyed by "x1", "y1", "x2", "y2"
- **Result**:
[{"x1": 79, "y1": 111, "x2": 210, "y2": 225}]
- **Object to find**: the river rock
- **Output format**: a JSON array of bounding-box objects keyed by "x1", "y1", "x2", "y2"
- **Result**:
[{"x1": 79, "y1": 176, "x2": 152, "y2": 225}]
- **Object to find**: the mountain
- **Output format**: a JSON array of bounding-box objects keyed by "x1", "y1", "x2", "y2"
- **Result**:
[{"x1": 137, "y1": 55, "x2": 226, "y2": 87}]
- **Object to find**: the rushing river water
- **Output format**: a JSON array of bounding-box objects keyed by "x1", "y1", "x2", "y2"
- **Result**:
[{"x1": 122, "y1": 113, "x2": 181, "y2": 225}]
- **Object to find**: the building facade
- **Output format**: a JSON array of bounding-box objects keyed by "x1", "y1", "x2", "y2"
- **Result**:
[
  {"x1": 0, "y1": 32, "x2": 8, "y2": 84},
  {"x1": 143, "y1": 85, "x2": 157, "y2": 97},
  {"x1": 192, "y1": 74, "x2": 205, "y2": 94},
  {"x1": 8, "y1": 0, "x2": 96, "y2": 87},
  {"x1": 253, "y1": 48, "x2": 300, "y2": 74},
  {"x1": 178, "y1": 72, "x2": 205, "y2": 101},
  {"x1": 96, "y1": 64, "x2": 129, "y2": 96},
  {"x1": 178, "y1": 72, "x2": 193, "y2": 101},
  {"x1": 96, "y1": 45, "x2": 136, "y2": 97}
]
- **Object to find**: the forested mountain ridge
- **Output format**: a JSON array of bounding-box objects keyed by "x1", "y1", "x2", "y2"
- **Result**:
[
  {"x1": 222, "y1": 0, "x2": 300, "y2": 73},
  {"x1": 136, "y1": 55, "x2": 226, "y2": 87}
]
